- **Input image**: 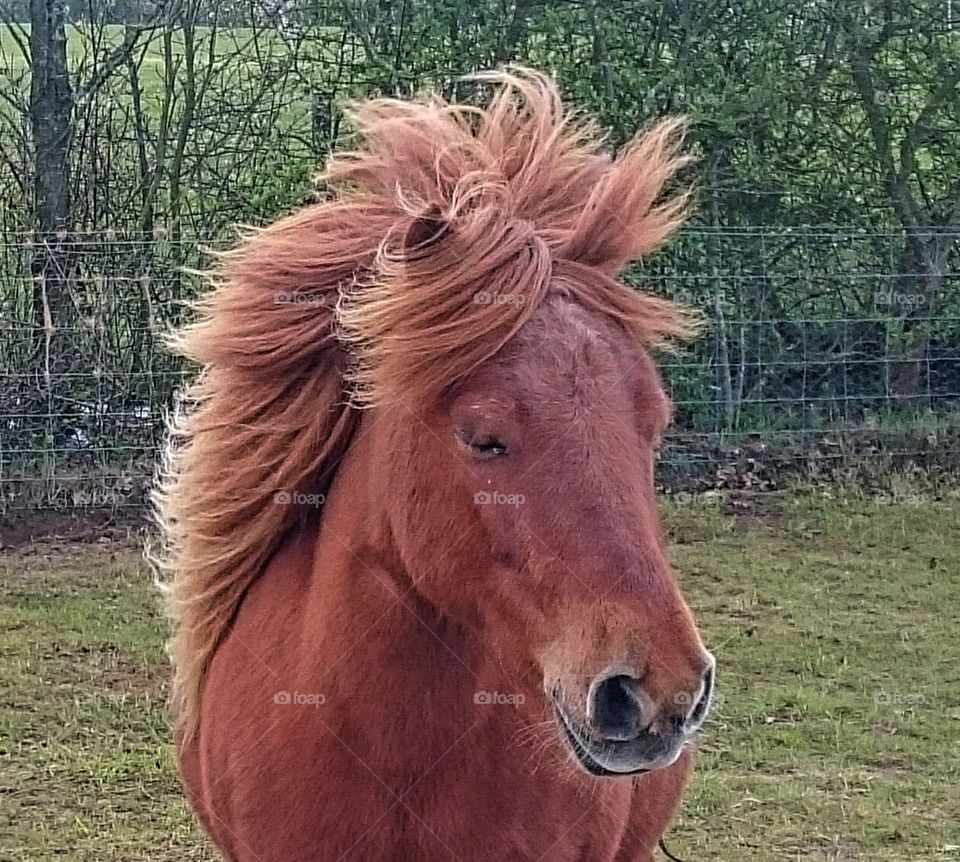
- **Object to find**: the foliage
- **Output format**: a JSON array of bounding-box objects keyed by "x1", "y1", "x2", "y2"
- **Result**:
[{"x1": 0, "y1": 2, "x2": 957, "y2": 508}]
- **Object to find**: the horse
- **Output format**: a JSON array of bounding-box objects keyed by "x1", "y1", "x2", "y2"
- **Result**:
[{"x1": 155, "y1": 68, "x2": 715, "y2": 861}]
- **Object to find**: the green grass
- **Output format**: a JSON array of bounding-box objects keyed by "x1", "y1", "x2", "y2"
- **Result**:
[
  {"x1": 666, "y1": 492, "x2": 960, "y2": 860},
  {"x1": 1, "y1": 495, "x2": 958, "y2": 860},
  {"x1": 0, "y1": 24, "x2": 337, "y2": 89},
  {"x1": 0, "y1": 543, "x2": 213, "y2": 861},
  {"x1": 0, "y1": 25, "x2": 286, "y2": 77}
]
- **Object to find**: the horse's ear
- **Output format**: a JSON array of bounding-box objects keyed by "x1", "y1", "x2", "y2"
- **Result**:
[{"x1": 402, "y1": 205, "x2": 451, "y2": 258}]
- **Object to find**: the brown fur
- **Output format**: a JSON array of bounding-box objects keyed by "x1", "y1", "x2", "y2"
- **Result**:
[{"x1": 156, "y1": 68, "x2": 712, "y2": 861}]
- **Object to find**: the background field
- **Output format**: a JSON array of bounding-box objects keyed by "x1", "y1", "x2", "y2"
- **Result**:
[
  {"x1": 2, "y1": 1, "x2": 959, "y2": 514},
  {"x1": 1, "y1": 493, "x2": 958, "y2": 861}
]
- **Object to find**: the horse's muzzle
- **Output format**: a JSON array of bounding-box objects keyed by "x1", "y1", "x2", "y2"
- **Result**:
[{"x1": 552, "y1": 655, "x2": 715, "y2": 777}]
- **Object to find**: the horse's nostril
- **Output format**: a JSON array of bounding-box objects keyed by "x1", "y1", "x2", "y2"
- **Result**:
[
  {"x1": 685, "y1": 662, "x2": 714, "y2": 728},
  {"x1": 590, "y1": 674, "x2": 644, "y2": 742}
]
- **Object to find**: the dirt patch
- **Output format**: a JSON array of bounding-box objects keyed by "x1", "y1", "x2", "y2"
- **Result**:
[
  {"x1": 46, "y1": 641, "x2": 169, "y2": 701},
  {"x1": 0, "y1": 536, "x2": 146, "y2": 598},
  {"x1": 721, "y1": 488, "x2": 788, "y2": 528},
  {"x1": 0, "y1": 508, "x2": 145, "y2": 553}
]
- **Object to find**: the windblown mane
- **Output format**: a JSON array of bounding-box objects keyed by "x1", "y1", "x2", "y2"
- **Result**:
[{"x1": 154, "y1": 68, "x2": 696, "y2": 738}]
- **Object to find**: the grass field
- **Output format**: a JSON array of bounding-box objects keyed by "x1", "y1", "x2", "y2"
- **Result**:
[
  {"x1": 1, "y1": 492, "x2": 958, "y2": 861},
  {"x1": 0, "y1": 25, "x2": 292, "y2": 78}
]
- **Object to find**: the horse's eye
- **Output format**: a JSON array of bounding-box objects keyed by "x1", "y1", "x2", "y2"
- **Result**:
[
  {"x1": 458, "y1": 430, "x2": 509, "y2": 458},
  {"x1": 473, "y1": 435, "x2": 508, "y2": 457}
]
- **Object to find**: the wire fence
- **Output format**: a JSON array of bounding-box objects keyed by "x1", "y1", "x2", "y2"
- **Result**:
[{"x1": 1, "y1": 227, "x2": 959, "y2": 514}]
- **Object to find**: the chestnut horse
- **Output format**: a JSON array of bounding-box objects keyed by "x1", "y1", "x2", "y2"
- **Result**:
[{"x1": 156, "y1": 69, "x2": 715, "y2": 861}]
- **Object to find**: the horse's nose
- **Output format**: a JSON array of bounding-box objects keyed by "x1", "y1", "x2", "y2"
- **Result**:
[
  {"x1": 588, "y1": 654, "x2": 715, "y2": 742},
  {"x1": 588, "y1": 673, "x2": 646, "y2": 742}
]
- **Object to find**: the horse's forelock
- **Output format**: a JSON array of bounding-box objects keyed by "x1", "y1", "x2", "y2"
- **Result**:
[{"x1": 332, "y1": 68, "x2": 694, "y2": 405}]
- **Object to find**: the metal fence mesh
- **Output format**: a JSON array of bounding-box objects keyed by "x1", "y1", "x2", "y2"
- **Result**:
[{"x1": 2, "y1": 228, "x2": 958, "y2": 512}]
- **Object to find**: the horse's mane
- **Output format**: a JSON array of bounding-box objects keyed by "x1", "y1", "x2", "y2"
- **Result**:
[{"x1": 154, "y1": 68, "x2": 696, "y2": 738}]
